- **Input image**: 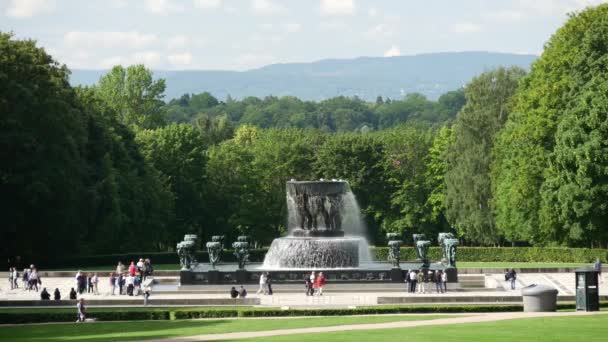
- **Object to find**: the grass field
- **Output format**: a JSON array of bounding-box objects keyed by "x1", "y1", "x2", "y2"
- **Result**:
[
  {"x1": 0, "y1": 315, "x2": 453, "y2": 341},
  {"x1": 47, "y1": 262, "x2": 592, "y2": 271},
  {"x1": 233, "y1": 314, "x2": 608, "y2": 342}
]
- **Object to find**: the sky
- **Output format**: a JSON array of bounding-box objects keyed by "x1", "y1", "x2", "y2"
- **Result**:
[{"x1": 1, "y1": 0, "x2": 607, "y2": 71}]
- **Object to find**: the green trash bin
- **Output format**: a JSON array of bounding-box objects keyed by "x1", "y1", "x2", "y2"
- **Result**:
[{"x1": 575, "y1": 267, "x2": 600, "y2": 311}]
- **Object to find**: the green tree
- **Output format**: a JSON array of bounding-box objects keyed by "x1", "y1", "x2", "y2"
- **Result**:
[
  {"x1": 425, "y1": 126, "x2": 454, "y2": 226},
  {"x1": 445, "y1": 67, "x2": 525, "y2": 244},
  {"x1": 136, "y1": 124, "x2": 207, "y2": 243},
  {"x1": 493, "y1": 4, "x2": 608, "y2": 247},
  {"x1": 96, "y1": 65, "x2": 167, "y2": 130}
]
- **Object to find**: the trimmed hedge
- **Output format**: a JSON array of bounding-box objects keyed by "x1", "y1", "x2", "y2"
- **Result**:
[
  {"x1": 3, "y1": 303, "x2": 608, "y2": 324},
  {"x1": 372, "y1": 247, "x2": 608, "y2": 263},
  {"x1": 42, "y1": 247, "x2": 607, "y2": 269}
]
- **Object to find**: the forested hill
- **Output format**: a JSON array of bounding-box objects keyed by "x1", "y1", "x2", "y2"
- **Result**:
[{"x1": 70, "y1": 52, "x2": 536, "y2": 102}]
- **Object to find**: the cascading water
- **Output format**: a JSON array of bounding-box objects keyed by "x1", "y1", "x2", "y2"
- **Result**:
[{"x1": 262, "y1": 180, "x2": 372, "y2": 269}]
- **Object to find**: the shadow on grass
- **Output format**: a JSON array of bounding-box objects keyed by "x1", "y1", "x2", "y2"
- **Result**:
[{"x1": 0, "y1": 320, "x2": 227, "y2": 342}]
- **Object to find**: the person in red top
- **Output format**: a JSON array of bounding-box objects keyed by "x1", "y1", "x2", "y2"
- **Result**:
[
  {"x1": 314, "y1": 272, "x2": 326, "y2": 296},
  {"x1": 128, "y1": 262, "x2": 136, "y2": 276}
]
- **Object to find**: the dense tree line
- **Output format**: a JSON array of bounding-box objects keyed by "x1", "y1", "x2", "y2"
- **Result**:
[
  {"x1": 3, "y1": 4, "x2": 608, "y2": 262},
  {"x1": 165, "y1": 90, "x2": 465, "y2": 132}
]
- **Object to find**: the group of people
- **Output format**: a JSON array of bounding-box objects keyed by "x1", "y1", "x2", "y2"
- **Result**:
[
  {"x1": 74, "y1": 272, "x2": 100, "y2": 295},
  {"x1": 405, "y1": 269, "x2": 448, "y2": 293},
  {"x1": 256, "y1": 272, "x2": 273, "y2": 295},
  {"x1": 305, "y1": 271, "x2": 326, "y2": 296},
  {"x1": 8, "y1": 265, "x2": 41, "y2": 292},
  {"x1": 230, "y1": 285, "x2": 248, "y2": 298}
]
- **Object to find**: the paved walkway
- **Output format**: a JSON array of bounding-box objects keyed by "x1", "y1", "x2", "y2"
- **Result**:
[{"x1": 137, "y1": 311, "x2": 608, "y2": 342}]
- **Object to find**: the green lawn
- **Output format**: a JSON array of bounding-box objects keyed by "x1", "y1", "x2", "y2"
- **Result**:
[
  {"x1": 0, "y1": 315, "x2": 454, "y2": 341},
  {"x1": 235, "y1": 314, "x2": 608, "y2": 342}
]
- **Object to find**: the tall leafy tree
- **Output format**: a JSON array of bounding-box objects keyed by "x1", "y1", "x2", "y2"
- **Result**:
[
  {"x1": 493, "y1": 4, "x2": 608, "y2": 247},
  {"x1": 445, "y1": 67, "x2": 525, "y2": 244},
  {"x1": 96, "y1": 65, "x2": 167, "y2": 130}
]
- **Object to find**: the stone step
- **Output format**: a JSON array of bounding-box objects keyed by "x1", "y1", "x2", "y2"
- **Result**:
[{"x1": 0, "y1": 298, "x2": 260, "y2": 307}]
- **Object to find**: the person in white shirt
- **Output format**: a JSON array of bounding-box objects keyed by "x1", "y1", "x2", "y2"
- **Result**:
[
  {"x1": 92, "y1": 273, "x2": 99, "y2": 295},
  {"x1": 256, "y1": 272, "x2": 267, "y2": 295}
]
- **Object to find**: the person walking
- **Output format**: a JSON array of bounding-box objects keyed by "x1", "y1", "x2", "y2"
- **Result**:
[
  {"x1": 256, "y1": 272, "x2": 267, "y2": 295},
  {"x1": 9, "y1": 267, "x2": 14, "y2": 290},
  {"x1": 441, "y1": 269, "x2": 448, "y2": 292},
  {"x1": 12, "y1": 268, "x2": 19, "y2": 289},
  {"x1": 309, "y1": 272, "x2": 316, "y2": 296},
  {"x1": 416, "y1": 269, "x2": 425, "y2": 294},
  {"x1": 22, "y1": 268, "x2": 29, "y2": 290},
  {"x1": 109, "y1": 273, "x2": 116, "y2": 295},
  {"x1": 408, "y1": 269, "x2": 417, "y2": 293},
  {"x1": 54, "y1": 288, "x2": 61, "y2": 300},
  {"x1": 508, "y1": 269, "x2": 517, "y2": 290},
  {"x1": 92, "y1": 273, "x2": 99, "y2": 295},
  {"x1": 29, "y1": 268, "x2": 39, "y2": 292},
  {"x1": 435, "y1": 270, "x2": 444, "y2": 293},
  {"x1": 118, "y1": 273, "x2": 125, "y2": 295},
  {"x1": 76, "y1": 298, "x2": 86, "y2": 322},
  {"x1": 266, "y1": 273, "x2": 273, "y2": 295},
  {"x1": 305, "y1": 275, "x2": 312, "y2": 296},
  {"x1": 143, "y1": 285, "x2": 151, "y2": 306},
  {"x1": 316, "y1": 272, "x2": 326, "y2": 296}
]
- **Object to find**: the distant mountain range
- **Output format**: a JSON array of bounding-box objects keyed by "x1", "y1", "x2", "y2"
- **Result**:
[{"x1": 70, "y1": 52, "x2": 537, "y2": 102}]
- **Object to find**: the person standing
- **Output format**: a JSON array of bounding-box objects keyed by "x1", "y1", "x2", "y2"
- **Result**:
[
  {"x1": 416, "y1": 269, "x2": 425, "y2": 294},
  {"x1": 126, "y1": 273, "x2": 135, "y2": 296},
  {"x1": 508, "y1": 269, "x2": 517, "y2": 290},
  {"x1": 435, "y1": 271, "x2": 444, "y2": 293},
  {"x1": 116, "y1": 261, "x2": 125, "y2": 275},
  {"x1": 408, "y1": 270, "x2": 417, "y2": 293},
  {"x1": 22, "y1": 268, "x2": 29, "y2": 290},
  {"x1": 266, "y1": 273, "x2": 273, "y2": 295},
  {"x1": 118, "y1": 273, "x2": 125, "y2": 295},
  {"x1": 12, "y1": 268, "x2": 19, "y2": 289},
  {"x1": 129, "y1": 262, "x2": 137, "y2": 276},
  {"x1": 92, "y1": 273, "x2": 99, "y2": 295},
  {"x1": 29, "y1": 268, "x2": 39, "y2": 292},
  {"x1": 305, "y1": 275, "x2": 312, "y2": 296},
  {"x1": 109, "y1": 273, "x2": 116, "y2": 295},
  {"x1": 441, "y1": 270, "x2": 448, "y2": 292},
  {"x1": 8, "y1": 267, "x2": 14, "y2": 290},
  {"x1": 256, "y1": 272, "x2": 267, "y2": 295},
  {"x1": 316, "y1": 272, "x2": 326, "y2": 296},
  {"x1": 54, "y1": 288, "x2": 61, "y2": 300},
  {"x1": 76, "y1": 298, "x2": 86, "y2": 322},
  {"x1": 309, "y1": 272, "x2": 316, "y2": 296},
  {"x1": 87, "y1": 274, "x2": 93, "y2": 293}
]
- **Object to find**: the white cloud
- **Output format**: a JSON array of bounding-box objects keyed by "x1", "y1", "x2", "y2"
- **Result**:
[
  {"x1": 510, "y1": 0, "x2": 604, "y2": 17},
  {"x1": 235, "y1": 53, "x2": 276, "y2": 70},
  {"x1": 384, "y1": 45, "x2": 401, "y2": 57},
  {"x1": 320, "y1": 0, "x2": 355, "y2": 15},
  {"x1": 482, "y1": 10, "x2": 525, "y2": 23},
  {"x1": 168, "y1": 53, "x2": 193, "y2": 67},
  {"x1": 368, "y1": 7, "x2": 379, "y2": 17},
  {"x1": 144, "y1": 0, "x2": 183, "y2": 14},
  {"x1": 193, "y1": 0, "x2": 222, "y2": 9},
  {"x1": 5, "y1": 0, "x2": 55, "y2": 18},
  {"x1": 167, "y1": 35, "x2": 191, "y2": 50},
  {"x1": 101, "y1": 51, "x2": 163, "y2": 68},
  {"x1": 252, "y1": 0, "x2": 285, "y2": 15},
  {"x1": 285, "y1": 23, "x2": 302, "y2": 33},
  {"x1": 364, "y1": 24, "x2": 394, "y2": 40},
  {"x1": 451, "y1": 22, "x2": 482, "y2": 34},
  {"x1": 64, "y1": 31, "x2": 158, "y2": 49}
]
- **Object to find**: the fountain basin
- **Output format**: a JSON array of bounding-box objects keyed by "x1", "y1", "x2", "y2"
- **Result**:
[{"x1": 262, "y1": 236, "x2": 362, "y2": 269}]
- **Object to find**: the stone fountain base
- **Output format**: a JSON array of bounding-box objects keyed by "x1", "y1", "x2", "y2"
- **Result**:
[{"x1": 262, "y1": 236, "x2": 362, "y2": 269}]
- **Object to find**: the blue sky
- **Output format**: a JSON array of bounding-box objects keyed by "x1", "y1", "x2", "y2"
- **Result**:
[{"x1": 1, "y1": 0, "x2": 606, "y2": 70}]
